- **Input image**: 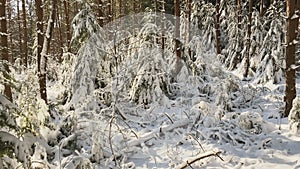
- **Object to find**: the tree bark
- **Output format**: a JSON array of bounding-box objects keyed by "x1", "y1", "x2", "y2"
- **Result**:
[
  {"x1": 97, "y1": 0, "x2": 104, "y2": 26},
  {"x1": 174, "y1": 0, "x2": 181, "y2": 71},
  {"x1": 260, "y1": 0, "x2": 264, "y2": 17},
  {"x1": 285, "y1": 0, "x2": 300, "y2": 117},
  {"x1": 237, "y1": 0, "x2": 242, "y2": 29},
  {"x1": 63, "y1": 0, "x2": 71, "y2": 52},
  {"x1": 0, "y1": 0, "x2": 13, "y2": 102},
  {"x1": 22, "y1": 0, "x2": 28, "y2": 68},
  {"x1": 161, "y1": 0, "x2": 165, "y2": 59},
  {"x1": 17, "y1": 0, "x2": 25, "y2": 65},
  {"x1": 35, "y1": 0, "x2": 47, "y2": 103},
  {"x1": 243, "y1": 0, "x2": 253, "y2": 78},
  {"x1": 215, "y1": 0, "x2": 221, "y2": 55}
]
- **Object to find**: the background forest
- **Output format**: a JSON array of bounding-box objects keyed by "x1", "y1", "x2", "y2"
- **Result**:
[{"x1": 1, "y1": 0, "x2": 300, "y2": 168}]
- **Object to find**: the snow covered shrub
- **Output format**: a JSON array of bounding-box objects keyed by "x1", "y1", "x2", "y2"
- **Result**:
[
  {"x1": 124, "y1": 16, "x2": 172, "y2": 105},
  {"x1": 288, "y1": 97, "x2": 300, "y2": 134},
  {"x1": 57, "y1": 52, "x2": 76, "y2": 104},
  {"x1": 0, "y1": 70, "x2": 50, "y2": 168},
  {"x1": 190, "y1": 101, "x2": 223, "y2": 128},
  {"x1": 238, "y1": 112, "x2": 263, "y2": 134},
  {"x1": 17, "y1": 69, "x2": 49, "y2": 134}
]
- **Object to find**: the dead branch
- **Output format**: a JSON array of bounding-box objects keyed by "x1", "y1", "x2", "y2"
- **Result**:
[
  {"x1": 127, "y1": 119, "x2": 189, "y2": 147},
  {"x1": 176, "y1": 150, "x2": 223, "y2": 169}
]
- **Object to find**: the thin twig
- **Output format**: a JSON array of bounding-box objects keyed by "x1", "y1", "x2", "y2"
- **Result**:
[
  {"x1": 164, "y1": 112, "x2": 174, "y2": 124},
  {"x1": 188, "y1": 134, "x2": 205, "y2": 152},
  {"x1": 109, "y1": 116, "x2": 118, "y2": 167},
  {"x1": 176, "y1": 151, "x2": 222, "y2": 169}
]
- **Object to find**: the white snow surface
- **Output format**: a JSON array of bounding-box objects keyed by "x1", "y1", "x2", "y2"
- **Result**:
[{"x1": 43, "y1": 70, "x2": 300, "y2": 169}]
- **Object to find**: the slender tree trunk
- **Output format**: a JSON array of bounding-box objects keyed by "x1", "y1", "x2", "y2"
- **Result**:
[
  {"x1": 237, "y1": 0, "x2": 242, "y2": 29},
  {"x1": 215, "y1": 0, "x2": 221, "y2": 55},
  {"x1": 35, "y1": 0, "x2": 47, "y2": 103},
  {"x1": 7, "y1": 0, "x2": 13, "y2": 64},
  {"x1": 119, "y1": 0, "x2": 122, "y2": 18},
  {"x1": 0, "y1": 0, "x2": 13, "y2": 102},
  {"x1": 63, "y1": 0, "x2": 71, "y2": 52},
  {"x1": 161, "y1": 0, "x2": 165, "y2": 59},
  {"x1": 243, "y1": 0, "x2": 253, "y2": 78},
  {"x1": 57, "y1": 3, "x2": 63, "y2": 62},
  {"x1": 97, "y1": 0, "x2": 104, "y2": 26},
  {"x1": 18, "y1": 0, "x2": 23, "y2": 63},
  {"x1": 22, "y1": 0, "x2": 28, "y2": 68},
  {"x1": 174, "y1": 0, "x2": 181, "y2": 58},
  {"x1": 185, "y1": 0, "x2": 192, "y2": 60},
  {"x1": 285, "y1": 0, "x2": 300, "y2": 117},
  {"x1": 173, "y1": 0, "x2": 182, "y2": 79},
  {"x1": 260, "y1": 0, "x2": 264, "y2": 17}
]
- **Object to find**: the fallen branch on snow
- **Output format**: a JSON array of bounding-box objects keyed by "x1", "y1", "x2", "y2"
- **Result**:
[
  {"x1": 127, "y1": 119, "x2": 189, "y2": 147},
  {"x1": 176, "y1": 150, "x2": 223, "y2": 169}
]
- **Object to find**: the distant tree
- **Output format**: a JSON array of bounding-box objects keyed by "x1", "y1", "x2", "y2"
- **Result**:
[
  {"x1": 22, "y1": 0, "x2": 28, "y2": 68},
  {"x1": 243, "y1": 0, "x2": 253, "y2": 78},
  {"x1": 173, "y1": 0, "x2": 182, "y2": 79},
  {"x1": 0, "y1": 0, "x2": 13, "y2": 101},
  {"x1": 285, "y1": 0, "x2": 300, "y2": 117},
  {"x1": 97, "y1": 0, "x2": 104, "y2": 26},
  {"x1": 215, "y1": 0, "x2": 221, "y2": 55},
  {"x1": 63, "y1": 0, "x2": 71, "y2": 52}
]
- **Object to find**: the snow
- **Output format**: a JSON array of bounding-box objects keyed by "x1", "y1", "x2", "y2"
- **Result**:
[{"x1": 2, "y1": 2, "x2": 300, "y2": 169}]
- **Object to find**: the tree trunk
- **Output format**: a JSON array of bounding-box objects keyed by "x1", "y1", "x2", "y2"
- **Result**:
[
  {"x1": 260, "y1": 0, "x2": 264, "y2": 17},
  {"x1": 215, "y1": 0, "x2": 221, "y2": 55},
  {"x1": 0, "y1": 0, "x2": 13, "y2": 102},
  {"x1": 63, "y1": 0, "x2": 71, "y2": 52},
  {"x1": 285, "y1": 0, "x2": 300, "y2": 117},
  {"x1": 174, "y1": 0, "x2": 181, "y2": 68},
  {"x1": 161, "y1": 0, "x2": 165, "y2": 59},
  {"x1": 97, "y1": 0, "x2": 104, "y2": 26},
  {"x1": 185, "y1": 0, "x2": 192, "y2": 60},
  {"x1": 7, "y1": 0, "x2": 13, "y2": 64},
  {"x1": 22, "y1": 0, "x2": 28, "y2": 68},
  {"x1": 237, "y1": 0, "x2": 242, "y2": 29},
  {"x1": 57, "y1": 2, "x2": 63, "y2": 62},
  {"x1": 174, "y1": 0, "x2": 180, "y2": 58},
  {"x1": 35, "y1": 0, "x2": 47, "y2": 103},
  {"x1": 243, "y1": 0, "x2": 253, "y2": 78},
  {"x1": 17, "y1": 0, "x2": 25, "y2": 66}
]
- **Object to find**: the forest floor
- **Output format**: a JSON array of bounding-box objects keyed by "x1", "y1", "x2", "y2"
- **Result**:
[{"x1": 47, "y1": 73, "x2": 300, "y2": 169}]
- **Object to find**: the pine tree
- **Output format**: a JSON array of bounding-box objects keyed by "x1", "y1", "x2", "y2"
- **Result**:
[
  {"x1": 285, "y1": 0, "x2": 300, "y2": 117},
  {"x1": 22, "y1": 0, "x2": 28, "y2": 68},
  {"x1": 0, "y1": 0, "x2": 13, "y2": 102}
]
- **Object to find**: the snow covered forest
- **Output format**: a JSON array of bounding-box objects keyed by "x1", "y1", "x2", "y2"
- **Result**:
[{"x1": 1, "y1": 0, "x2": 300, "y2": 168}]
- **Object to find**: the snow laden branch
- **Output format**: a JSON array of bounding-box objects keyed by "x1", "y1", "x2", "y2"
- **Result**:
[
  {"x1": 127, "y1": 119, "x2": 189, "y2": 147},
  {"x1": 176, "y1": 150, "x2": 223, "y2": 169}
]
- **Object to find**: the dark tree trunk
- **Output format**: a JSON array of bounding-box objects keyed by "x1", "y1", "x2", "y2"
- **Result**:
[
  {"x1": 35, "y1": 0, "x2": 47, "y2": 103},
  {"x1": 243, "y1": 0, "x2": 253, "y2": 78},
  {"x1": 0, "y1": 0, "x2": 13, "y2": 102},
  {"x1": 161, "y1": 0, "x2": 165, "y2": 59},
  {"x1": 22, "y1": 0, "x2": 28, "y2": 68},
  {"x1": 98, "y1": 0, "x2": 104, "y2": 26},
  {"x1": 215, "y1": 0, "x2": 221, "y2": 55},
  {"x1": 174, "y1": 0, "x2": 181, "y2": 59},
  {"x1": 17, "y1": 0, "x2": 22, "y2": 65},
  {"x1": 63, "y1": 0, "x2": 71, "y2": 52},
  {"x1": 285, "y1": 0, "x2": 300, "y2": 117},
  {"x1": 237, "y1": 0, "x2": 242, "y2": 29},
  {"x1": 260, "y1": 0, "x2": 264, "y2": 17}
]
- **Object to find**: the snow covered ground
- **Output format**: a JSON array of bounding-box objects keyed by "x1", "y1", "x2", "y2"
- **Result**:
[{"x1": 46, "y1": 69, "x2": 300, "y2": 169}]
